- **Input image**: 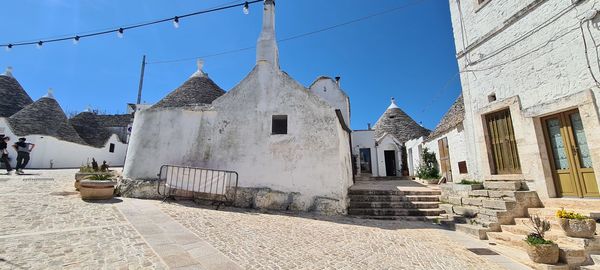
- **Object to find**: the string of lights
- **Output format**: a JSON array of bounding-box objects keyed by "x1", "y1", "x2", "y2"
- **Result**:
[{"x1": 1, "y1": 0, "x2": 261, "y2": 51}]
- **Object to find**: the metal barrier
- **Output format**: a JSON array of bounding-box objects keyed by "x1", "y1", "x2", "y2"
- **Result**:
[{"x1": 157, "y1": 165, "x2": 239, "y2": 206}]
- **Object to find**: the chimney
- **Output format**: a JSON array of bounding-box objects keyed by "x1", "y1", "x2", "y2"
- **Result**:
[
  {"x1": 335, "y1": 76, "x2": 341, "y2": 86},
  {"x1": 256, "y1": 0, "x2": 279, "y2": 67},
  {"x1": 367, "y1": 123, "x2": 371, "y2": 130}
]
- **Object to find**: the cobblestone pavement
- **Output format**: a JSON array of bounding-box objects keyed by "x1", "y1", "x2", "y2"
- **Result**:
[
  {"x1": 161, "y1": 202, "x2": 507, "y2": 270},
  {"x1": 0, "y1": 169, "x2": 514, "y2": 270},
  {"x1": 0, "y1": 170, "x2": 166, "y2": 270}
]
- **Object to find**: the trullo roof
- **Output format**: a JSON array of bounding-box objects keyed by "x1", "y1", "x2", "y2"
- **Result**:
[
  {"x1": 373, "y1": 98, "x2": 430, "y2": 143},
  {"x1": 0, "y1": 67, "x2": 34, "y2": 117},
  {"x1": 426, "y1": 94, "x2": 465, "y2": 141}
]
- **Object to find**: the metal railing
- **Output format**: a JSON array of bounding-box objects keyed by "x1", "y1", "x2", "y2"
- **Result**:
[{"x1": 157, "y1": 165, "x2": 238, "y2": 206}]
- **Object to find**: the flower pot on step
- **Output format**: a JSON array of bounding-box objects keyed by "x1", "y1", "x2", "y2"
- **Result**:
[
  {"x1": 79, "y1": 180, "x2": 117, "y2": 200},
  {"x1": 74, "y1": 171, "x2": 115, "y2": 190},
  {"x1": 558, "y1": 218, "x2": 597, "y2": 238},
  {"x1": 526, "y1": 243, "x2": 559, "y2": 264}
]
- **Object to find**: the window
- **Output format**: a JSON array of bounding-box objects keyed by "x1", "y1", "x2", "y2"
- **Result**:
[
  {"x1": 458, "y1": 161, "x2": 468, "y2": 174},
  {"x1": 109, "y1": 143, "x2": 115, "y2": 153},
  {"x1": 272, "y1": 115, "x2": 288, "y2": 135},
  {"x1": 485, "y1": 109, "x2": 521, "y2": 174}
]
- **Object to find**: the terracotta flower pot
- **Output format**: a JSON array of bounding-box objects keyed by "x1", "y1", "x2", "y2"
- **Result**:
[
  {"x1": 526, "y1": 243, "x2": 559, "y2": 264},
  {"x1": 80, "y1": 180, "x2": 117, "y2": 200},
  {"x1": 558, "y1": 218, "x2": 597, "y2": 238}
]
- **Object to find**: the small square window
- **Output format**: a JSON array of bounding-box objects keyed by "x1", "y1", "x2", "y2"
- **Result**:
[
  {"x1": 272, "y1": 115, "x2": 288, "y2": 135},
  {"x1": 109, "y1": 143, "x2": 115, "y2": 153}
]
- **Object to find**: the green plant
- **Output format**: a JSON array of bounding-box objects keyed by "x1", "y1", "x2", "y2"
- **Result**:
[
  {"x1": 524, "y1": 215, "x2": 553, "y2": 246},
  {"x1": 459, "y1": 179, "x2": 481, "y2": 185},
  {"x1": 416, "y1": 148, "x2": 440, "y2": 180},
  {"x1": 79, "y1": 165, "x2": 95, "y2": 173},
  {"x1": 84, "y1": 174, "x2": 114, "y2": 180},
  {"x1": 556, "y1": 208, "x2": 589, "y2": 220}
]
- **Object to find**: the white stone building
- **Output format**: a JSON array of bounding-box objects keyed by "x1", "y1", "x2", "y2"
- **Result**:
[
  {"x1": 0, "y1": 67, "x2": 130, "y2": 169},
  {"x1": 351, "y1": 98, "x2": 430, "y2": 178},
  {"x1": 406, "y1": 94, "x2": 467, "y2": 182},
  {"x1": 448, "y1": 0, "x2": 600, "y2": 198},
  {"x1": 123, "y1": 0, "x2": 353, "y2": 213}
]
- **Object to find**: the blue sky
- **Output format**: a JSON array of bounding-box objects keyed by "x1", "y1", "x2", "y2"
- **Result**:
[{"x1": 0, "y1": 0, "x2": 461, "y2": 130}]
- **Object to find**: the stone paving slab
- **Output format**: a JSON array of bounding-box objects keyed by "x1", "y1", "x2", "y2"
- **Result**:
[{"x1": 117, "y1": 198, "x2": 243, "y2": 270}]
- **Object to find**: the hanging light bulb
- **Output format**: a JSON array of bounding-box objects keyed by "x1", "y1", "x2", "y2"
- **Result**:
[
  {"x1": 173, "y1": 16, "x2": 180, "y2": 28},
  {"x1": 243, "y1": 1, "x2": 249, "y2": 15},
  {"x1": 36, "y1": 41, "x2": 43, "y2": 49},
  {"x1": 5, "y1": 44, "x2": 12, "y2": 52},
  {"x1": 73, "y1": 36, "x2": 80, "y2": 45},
  {"x1": 117, "y1": 28, "x2": 124, "y2": 38}
]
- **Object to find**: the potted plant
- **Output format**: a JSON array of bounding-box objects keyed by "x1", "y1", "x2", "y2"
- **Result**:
[
  {"x1": 79, "y1": 173, "x2": 117, "y2": 200},
  {"x1": 524, "y1": 215, "x2": 559, "y2": 264},
  {"x1": 416, "y1": 148, "x2": 440, "y2": 184},
  {"x1": 556, "y1": 208, "x2": 597, "y2": 238},
  {"x1": 74, "y1": 158, "x2": 114, "y2": 190}
]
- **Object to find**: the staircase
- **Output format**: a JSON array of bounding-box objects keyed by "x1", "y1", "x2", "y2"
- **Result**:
[
  {"x1": 487, "y1": 207, "x2": 600, "y2": 269},
  {"x1": 440, "y1": 180, "x2": 541, "y2": 240},
  {"x1": 348, "y1": 188, "x2": 444, "y2": 221}
]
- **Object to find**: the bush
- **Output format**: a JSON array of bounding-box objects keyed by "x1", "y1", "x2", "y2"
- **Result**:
[
  {"x1": 416, "y1": 148, "x2": 440, "y2": 180},
  {"x1": 459, "y1": 179, "x2": 481, "y2": 185},
  {"x1": 524, "y1": 215, "x2": 552, "y2": 246},
  {"x1": 556, "y1": 208, "x2": 589, "y2": 220},
  {"x1": 525, "y1": 233, "x2": 553, "y2": 246},
  {"x1": 84, "y1": 174, "x2": 114, "y2": 180}
]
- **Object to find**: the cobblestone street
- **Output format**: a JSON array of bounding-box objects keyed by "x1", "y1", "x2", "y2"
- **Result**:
[{"x1": 0, "y1": 169, "x2": 520, "y2": 269}]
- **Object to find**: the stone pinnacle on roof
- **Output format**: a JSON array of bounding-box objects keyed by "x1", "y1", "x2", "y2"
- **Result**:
[
  {"x1": 190, "y1": 59, "x2": 207, "y2": 78},
  {"x1": 0, "y1": 66, "x2": 34, "y2": 117},
  {"x1": 373, "y1": 97, "x2": 430, "y2": 144},
  {"x1": 256, "y1": 0, "x2": 279, "y2": 67},
  {"x1": 42, "y1": 88, "x2": 55, "y2": 99},
  {"x1": 3, "y1": 66, "x2": 13, "y2": 77}
]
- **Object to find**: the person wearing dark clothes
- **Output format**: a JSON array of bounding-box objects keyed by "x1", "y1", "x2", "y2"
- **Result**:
[
  {"x1": 0, "y1": 136, "x2": 12, "y2": 174},
  {"x1": 13, "y1": 137, "x2": 35, "y2": 174}
]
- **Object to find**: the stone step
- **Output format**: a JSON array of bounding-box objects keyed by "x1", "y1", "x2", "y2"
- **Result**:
[
  {"x1": 348, "y1": 189, "x2": 441, "y2": 196},
  {"x1": 460, "y1": 197, "x2": 517, "y2": 210},
  {"x1": 506, "y1": 221, "x2": 600, "y2": 251},
  {"x1": 455, "y1": 223, "x2": 491, "y2": 240},
  {"x1": 348, "y1": 195, "x2": 440, "y2": 202},
  {"x1": 483, "y1": 181, "x2": 524, "y2": 191},
  {"x1": 351, "y1": 215, "x2": 445, "y2": 222},
  {"x1": 347, "y1": 208, "x2": 444, "y2": 217},
  {"x1": 488, "y1": 230, "x2": 591, "y2": 266},
  {"x1": 348, "y1": 201, "x2": 439, "y2": 209}
]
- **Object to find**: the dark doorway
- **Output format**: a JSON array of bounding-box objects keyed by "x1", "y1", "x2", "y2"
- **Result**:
[
  {"x1": 384, "y1": 150, "x2": 397, "y2": 176},
  {"x1": 359, "y1": 148, "x2": 372, "y2": 174}
]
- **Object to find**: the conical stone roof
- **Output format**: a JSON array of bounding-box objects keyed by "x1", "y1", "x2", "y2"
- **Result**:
[
  {"x1": 152, "y1": 61, "x2": 225, "y2": 109},
  {"x1": 8, "y1": 94, "x2": 86, "y2": 144},
  {"x1": 69, "y1": 112, "x2": 113, "y2": 147},
  {"x1": 373, "y1": 98, "x2": 430, "y2": 143},
  {"x1": 427, "y1": 94, "x2": 464, "y2": 141},
  {"x1": 0, "y1": 68, "x2": 33, "y2": 117}
]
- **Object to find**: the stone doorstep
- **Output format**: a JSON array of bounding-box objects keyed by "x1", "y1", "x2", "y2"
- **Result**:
[
  {"x1": 487, "y1": 230, "x2": 592, "y2": 267},
  {"x1": 351, "y1": 215, "x2": 444, "y2": 222},
  {"x1": 348, "y1": 201, "x2": 440, "y2": 209},
  {"x1": 348, "y1": 194, "x2": 440, "y2": 202},
  {"x1": 454, "y1": 223, "x2": 491, "y2": 240},
  {"x1": 483, "y1": 181, "x2": 524, "y2": 191}
]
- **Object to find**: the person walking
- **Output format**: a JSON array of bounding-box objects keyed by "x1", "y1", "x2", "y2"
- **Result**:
[
  {"x1": 0, "y1": 135, "x2": 12, "y2": 175},
  {"x1": 13, "y1": 137, "x2": 35, "y2": 174}
]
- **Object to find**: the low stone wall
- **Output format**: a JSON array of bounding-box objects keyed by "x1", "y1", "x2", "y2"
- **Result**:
[
  {"x1": 440, "y1": 183, "x2": 484, "y2": 203},
  {"x1": 116, "y1": 178, "x2": 346, "y2": 215}
]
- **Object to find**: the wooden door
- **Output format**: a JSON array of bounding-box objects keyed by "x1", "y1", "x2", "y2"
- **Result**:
[
  {"x1": 542, "y1": 110, "x2": 599, "y2": 198},
  {"x1": 438, "y1": 137, "x2": 452, "y2": 182},
  {"x1": 486, "y1": 109, "x2": 521, "y2": 174},
  {"x1": 384, "y1": 150, "x2": 397, "y2": 177}
]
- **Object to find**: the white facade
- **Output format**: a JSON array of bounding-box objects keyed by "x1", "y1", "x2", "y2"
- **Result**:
[
  {"x1": 448, "y1": 0, "x2": 600, "y2": 198},
  {"x1": 124, "y1": 1, "x2": 353, "y2": 213},
  {"x1": 0, "y1": 118, "x2": 127, "y2": 169},
  {"x1": 351, "y1": 130, "x2": 404, "y2": 177},
  {"x1": 422, "y1": 125, "x2": 467, "y2": 182},
  {"x1": 405, "y1": 136, "x2": 424, "y2": 176}
]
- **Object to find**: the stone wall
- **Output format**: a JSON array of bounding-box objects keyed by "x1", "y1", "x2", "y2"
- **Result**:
[{"x1": 447, "y1": 0, "x2": 600, "y2": 197}]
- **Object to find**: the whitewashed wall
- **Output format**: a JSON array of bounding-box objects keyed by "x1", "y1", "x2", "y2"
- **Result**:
[
  {"x1": 0, "y1": 118, "x2": 127, "y2": 169},
  {"x1": 351, "y1": 130, "x2": 377, "y2": 175},
  {"x1": 448, "y1": 0, "x2": 600, "y2": 197},
  {"x1": 405, "y1": 136, "x2": 424, "y2": 176},
  {"x1": 124, "y1": 63, "x2": 353, "y2": 211},
  {"x1": 424, "y1": 125, "x2": 467, "y2": 182},
  {"x1": 309, "y1": 77, "x2": 350, "y2": 127}
]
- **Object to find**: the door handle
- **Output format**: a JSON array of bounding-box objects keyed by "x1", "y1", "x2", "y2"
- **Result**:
[{"x1": 571, "y1": 145, "x2": 578, "y2": 155}]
